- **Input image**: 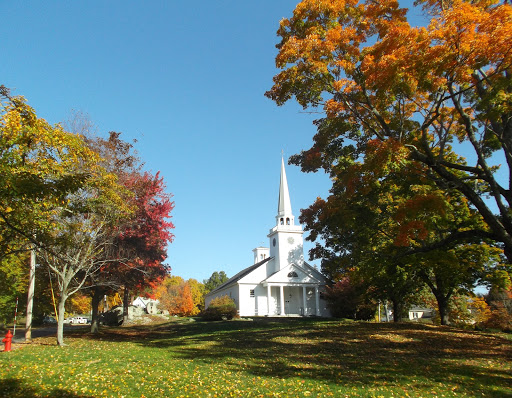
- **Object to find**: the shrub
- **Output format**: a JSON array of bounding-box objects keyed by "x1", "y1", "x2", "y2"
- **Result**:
[
  {"x1": 202, "y1": 295, "x2": 237, "y2": 321},
  {"x1": 448, "y1": 295, "x2": 491, "y2": 327},
  {"x1": 484, "y1": 287, "x2": 512, "y2": 332},
  {"x1": 324, "y1": 277, "x2": 376, "y2": 320},
  {"x1": 484, "y1": 302, "x2": 512, "y2": 332}
]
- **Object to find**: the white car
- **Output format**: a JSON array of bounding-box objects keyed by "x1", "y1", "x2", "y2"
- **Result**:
[{"x1": 70, "y1": 317, "x2": 88, "y2": 324}]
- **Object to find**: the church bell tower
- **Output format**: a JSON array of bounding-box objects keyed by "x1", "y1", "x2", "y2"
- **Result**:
[{"x1": 268, "y1": 157, "x2": 304, "y2": 274}]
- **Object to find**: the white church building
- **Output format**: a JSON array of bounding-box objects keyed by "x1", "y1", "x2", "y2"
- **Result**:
[{"x1": 205, "y1": 159, "x2": 331, "y2": 317}]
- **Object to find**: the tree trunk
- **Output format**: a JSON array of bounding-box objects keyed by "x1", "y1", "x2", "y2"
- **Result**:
[
  {"x1": 123, "y1": 286, "x2": 129, "y2": 324},
  {"x1": 392, "y1": 299, "x2": 403, "y2": 322},
  {"x1": 435, "y1": 294, "x2": 450, "y2": 326},
  {"x1": 57, "y1": 295, "x2": 67, "y2": 346},
  {"x1": 90, "y1": 287, "x2": 103, "y2": 334}
]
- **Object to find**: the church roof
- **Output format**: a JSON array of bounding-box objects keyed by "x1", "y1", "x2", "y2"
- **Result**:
[
  {"x1": 263, "y1": 261, "x2": 329, "y2": 284},
  {"x1": 206, "y1": 256, "x2": 273, "y2": 297}
]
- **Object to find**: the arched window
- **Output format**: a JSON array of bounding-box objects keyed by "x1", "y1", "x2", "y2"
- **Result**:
[
  {"x1": 287, "y1": 271, "x2": 298, "y2": 278},
  {"x1": 286, "y1": 218, "x2": 290, "y2": 225},
  {"x1": 280, "y1": 218, "x2": 284, "y2": 225}
]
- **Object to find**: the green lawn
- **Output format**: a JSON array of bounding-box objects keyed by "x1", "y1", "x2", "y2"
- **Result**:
[{"x1": 0, "y1": 318, "x2": 510, "y2": 397}]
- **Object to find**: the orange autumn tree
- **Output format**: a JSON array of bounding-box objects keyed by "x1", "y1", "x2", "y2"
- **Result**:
[
  {"x1": 154, "y1": 276, "x2": 195, "y2": 316},
  {"x1": 187, "y1": 278, "x2": 206, "y2": 315},
  {"x1": 67, "y1": 293, "x2": 92, "y2": 316},
  {"x1": 266, "y1": 0, "x2": 512, "y2": 263}
]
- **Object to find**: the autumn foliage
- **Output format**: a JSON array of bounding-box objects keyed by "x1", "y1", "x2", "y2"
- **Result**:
[
  {"x1": 267, "y1": 0, "x2": 512, "y2": 259},
  {"x1": 323, "y1": 277, "x2": 377, "y2": 320},
  {"x1": 0, "y1": 88, "x2": 176, "y2": 343},
  {"x1": 114, "y1": 170, "x2": 175, "y2": 290},
  {"x1": 67, "y1": 293, "x2": 92, "y2": 316},
  {"x1": 484, "y1": 286, "x2": 512, "y2": 331},
  {"x1": 154, "y1": 276, "x2": 195, "y2": 317},
  {"x1": 267, "y1": 0, "x2": 512, "y2": 325},
  {"x1": 202, "y1": 295, "x2": 238, "y2": 321}
]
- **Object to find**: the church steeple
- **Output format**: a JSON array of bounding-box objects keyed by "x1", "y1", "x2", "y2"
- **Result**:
[
  {"x1": 268, "y1": 157, "x2": 304, "y2": 273},
  {"x1": 276, "y1": 157, "x2": 295, "y2": 227}
]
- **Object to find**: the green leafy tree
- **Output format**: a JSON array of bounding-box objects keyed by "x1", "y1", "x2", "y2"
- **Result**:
[
  {"x1": 41, "y1": 210, "x2": 121, "y2": 345},
  {"x1": 299, "y1": 134, "x2": 505, "y2": 324},
  {"x1": 0, "y1": 251, "x2": 28, "y2": 324},
  {"x1": 203, "y1": 271, "x2": 229, "y2": 293}
]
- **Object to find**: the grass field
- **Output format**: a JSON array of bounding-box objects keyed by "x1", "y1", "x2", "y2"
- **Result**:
[{"x1": 0, "y1": 318, "x2": 510, "y2": 397}]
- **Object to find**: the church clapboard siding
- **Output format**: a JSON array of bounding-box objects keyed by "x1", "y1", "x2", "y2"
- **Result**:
[{"x1": 205, "y1": 158, "x2": 331, "y2": 317}]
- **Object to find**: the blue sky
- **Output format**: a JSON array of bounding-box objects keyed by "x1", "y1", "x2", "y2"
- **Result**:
[{"x1": 1, "y1": 1, "x2": 425, "y2": 283}]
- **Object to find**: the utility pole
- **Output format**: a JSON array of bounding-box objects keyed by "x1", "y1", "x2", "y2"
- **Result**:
[
  {"x1": 13, "y1": 297, "x2": 18, "y2": 335},
  {"x1": 25, "y1": 248, "x2": 36, "y2": 341}
]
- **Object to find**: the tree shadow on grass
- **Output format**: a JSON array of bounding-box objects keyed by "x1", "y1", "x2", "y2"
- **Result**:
[
  {"x1": 79, "y1": 318, "x2": 512, "y2": 397},
  {"x1": 0, "y1": 377, "x2": 94, "y2": 398}
]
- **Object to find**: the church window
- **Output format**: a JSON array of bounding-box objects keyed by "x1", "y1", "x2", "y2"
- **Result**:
[
  {"x1": 280, "y1": 218, "x2": 284, "y2": 225},
  {"x1": 286, "y1": 218, "x2": 290, "y2": 225},
  {"x1": 287, "y1": 271, "x2": 298, "y2": 278},
  {"x1": 250, "y1": 289, "x2": 255, "y2": 297}
]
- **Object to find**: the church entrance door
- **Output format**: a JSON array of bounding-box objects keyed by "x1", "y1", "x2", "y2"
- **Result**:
[{"x1": 284, "y1": 287, "x2": 302, "y2": 315}]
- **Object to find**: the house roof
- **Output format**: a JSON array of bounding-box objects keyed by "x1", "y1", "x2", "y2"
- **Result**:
[
  {"x1": 409, "y1": 306, "x2": 434, "y2": 312},
  {"x1": 132, "y1": 297, "x2": 158, "y2": 308},
  {"x1": 205, "y1": 256, "x2": 273, "y2": 297}
]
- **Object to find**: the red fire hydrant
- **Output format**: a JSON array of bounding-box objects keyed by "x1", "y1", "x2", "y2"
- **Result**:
[{"x1": 2, "y1": 330, "x2": 13, "y2": 352}]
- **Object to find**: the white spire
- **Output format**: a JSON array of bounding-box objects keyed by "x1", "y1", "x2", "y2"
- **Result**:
[
  {"x1": 276, "y1": 157, "x2": 294, "y2": 226},
  {"x1": 268, "y1": 156, "x2": 303, "y2": 273}
]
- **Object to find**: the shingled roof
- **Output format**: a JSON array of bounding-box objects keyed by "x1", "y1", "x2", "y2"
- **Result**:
[{"x1": 206, "y1": 256, "x2": 273, "y2": 296}]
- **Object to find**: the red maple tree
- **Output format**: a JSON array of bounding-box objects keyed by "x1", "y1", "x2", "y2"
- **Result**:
[{"x1": 90, "y1": 170, "x2": 174, "y2": 330}]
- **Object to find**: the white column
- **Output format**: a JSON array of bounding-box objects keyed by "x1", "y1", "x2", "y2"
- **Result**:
[
  {"x1": 302, "y1": 286, "x2": 307, "y2": 316},
  {"x1": 280, "y1": 285, "x2": 285, "y2": 315},
  {"x1": 267, "y1": 285, "x2": 271, "y2": 315},
  {"x1": 315, "y1": 286, "x2": 320, "y2": 316}
]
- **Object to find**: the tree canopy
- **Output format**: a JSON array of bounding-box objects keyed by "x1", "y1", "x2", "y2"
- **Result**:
[
  {"x1": 0, "y1": 86, "x2": 112, "y2": 255},
  {"x1": 266, "y1": 0, "x2": 512, "y2": 322},
  {"x1": 203, "y1": 271, "x2": 229, "y2": 293},
  {"x1": 0, "y1": 87, "x2": 175, "y2": 342},
  {"x1": 266, "y1": 0, "x2": 512, "y2": 261}
]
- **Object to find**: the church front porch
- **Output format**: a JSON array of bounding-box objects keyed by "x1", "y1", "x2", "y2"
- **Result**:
[{"x1": 265, "y1": 284, "x2": 321, "y2": 317}]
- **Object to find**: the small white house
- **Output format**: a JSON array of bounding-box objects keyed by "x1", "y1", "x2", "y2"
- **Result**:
[
  {"x1": 408, "y1": 306, "x2": 435, "y2": 320},
  {"x1": 132, "y1": 297, "x2": 160, "y2": 314},
  {"x1": 205, "y1": 158, "x2": 331, "y2": 317}
]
